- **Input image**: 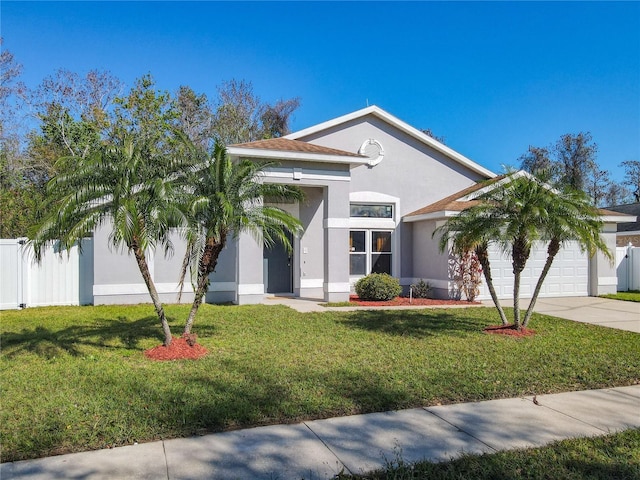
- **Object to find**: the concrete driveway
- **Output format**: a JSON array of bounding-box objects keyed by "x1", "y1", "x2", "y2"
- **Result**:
[{"x1": 518, "y1": 296, "x2": 640, "y2": 333}]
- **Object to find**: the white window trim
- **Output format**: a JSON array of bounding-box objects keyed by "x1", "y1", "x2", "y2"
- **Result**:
[
  {"x1": 349, "y1": 229, "x2": 395, "y2": 280},
  {"x1": 348, "y1": 192, "x2": 401, "y2": 283}
]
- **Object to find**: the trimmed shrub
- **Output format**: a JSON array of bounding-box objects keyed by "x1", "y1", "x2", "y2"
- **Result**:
[
  {"x1": 410, "y1": 279, "x2": 432, "y2": 299},
  {"x1": 355, "y1": 273, "x2": 402, "y2": 301}
]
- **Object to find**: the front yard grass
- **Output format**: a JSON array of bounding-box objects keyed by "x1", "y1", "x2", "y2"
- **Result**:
[
  {"x1": 1, "y1": 304, "x2": 639, "y2": 462},
  {"x1": 601, "y1": 290, "x2": 640, "y2": 302},
  {"x1": 345, "y1": 429, "x2": 640, "y2": 480}
]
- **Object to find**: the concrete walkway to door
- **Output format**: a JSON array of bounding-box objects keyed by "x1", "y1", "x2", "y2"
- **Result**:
[{"x1": 512, "y1": 296, "x2": 640, "y2": 333}]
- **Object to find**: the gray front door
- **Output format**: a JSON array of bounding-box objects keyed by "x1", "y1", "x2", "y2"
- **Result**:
[{"x1": 263, "y1": 233, "x2": 293, "y2": 294}]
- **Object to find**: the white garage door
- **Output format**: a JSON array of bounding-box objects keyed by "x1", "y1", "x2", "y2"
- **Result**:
[{"x1": 477, "y1": 241, "x2": 589, "y2": 300}]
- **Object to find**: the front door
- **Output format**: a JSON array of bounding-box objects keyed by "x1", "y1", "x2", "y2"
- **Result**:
[{"x1": 263, "y1": 233, "x2": 293, "y2": 294}]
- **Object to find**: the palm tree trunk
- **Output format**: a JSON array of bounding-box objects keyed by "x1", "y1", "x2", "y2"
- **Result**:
[
  {"x1": 476, "y1": 244, "x2": 509, "y2": 325},
  {"x1": 512, "y1": 238, "x2": 530, "y2": 330},
  {"x1": 184, "y1": 268, "x2": 210, "y2": 335},
  {"x1": 132, "y1": 242, "x2": 173, "y2": 346},
  {"x1": 183, "y1": 236, "x2": 225, "y2": 335},
  {"x1": 523, "y1": 238, "x2": 560, "y2": 328}
]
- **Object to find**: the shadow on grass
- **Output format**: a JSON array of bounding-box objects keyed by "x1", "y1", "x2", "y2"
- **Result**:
[
  {"x1": 336, "y1": 308, "x2": 493, "y2": 338},
  {"x1": 0, "y1": 313, "x2": 219, "y2": 359},
  {"x1": 0, "y1": 316, "x2": 159, "y2": 358}
]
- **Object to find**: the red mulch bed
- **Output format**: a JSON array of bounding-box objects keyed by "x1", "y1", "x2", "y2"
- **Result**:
[
  {"x1": 484, "y1": 324, "x2": 536, "y2": 337},
  {"x1": 349, "y1": 295, "x2": 480, "y2": 307},
  {"x1": 144, "y1": 336, "x2": 209, "y2": 361}
]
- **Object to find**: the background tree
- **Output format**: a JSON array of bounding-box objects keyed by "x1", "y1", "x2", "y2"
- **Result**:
[
  {"x1": 585, "y1": 167, "x2": 611, "y2": 207},
  {"x1": 554, "y1": 132, "x2": 597, "y2": 192},
  {"x1": 420, "y1": 128, "x2": 446, "y2": 144},
  {"x1": 259, "y1": 97, "x2": 301, "y2": 139},
  {"x1": 520, "y1": 132, "x2": 633, "y2": 207},
  {"x1": 621, "y1": 160, "x2": 640, "y2": 202},
  {"x1": 212, "y1": 79, "x2": 300, "y2": 144},
  {"x1": 179, "y1": 142, "x2": 303, "y2": 335},
  {"x1": 1, "y1": 65, "x2": 123, "y2": 236},
  {"x1": 0, "y1": 39, "x2": 41, "y2": 237},
  {"x1": 604, "y1": 182, "x2": 631, "y2": 207},
  {"x1": 518, "y1": 145, "x2": 554, "y2": 181},
  {"x1": 175, "y1": 85, "x2": 214, "y2": 150}
]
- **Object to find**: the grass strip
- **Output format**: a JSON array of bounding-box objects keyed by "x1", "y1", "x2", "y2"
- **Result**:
[
  {"x1": 344, "y1": 429, "x2": 640, "y2": 480},
  {"x1": 600, "y1": 291, "x2": 640, "y2": 302}
]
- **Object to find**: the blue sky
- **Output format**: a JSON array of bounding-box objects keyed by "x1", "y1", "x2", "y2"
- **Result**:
[{"x1": 3, "y1": 1, "x2": 639, "y2": 181}]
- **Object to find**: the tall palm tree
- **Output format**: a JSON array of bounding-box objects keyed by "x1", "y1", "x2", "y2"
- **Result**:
[
  {"x1": 30, "y1": 131, "x2": 189, "y2": 346},
  {"x1": 179, "y1": 142, "x2": 304, "y2": 335},
  {"x1": 521, "y1": 186, "x2": 611, "y2": 327},
  {"x1": 434, "y1": 194, "x2": 509, "y2": 326},
  {"x1": 435, "y1": 173, "x2": 611, "y2": 330}
]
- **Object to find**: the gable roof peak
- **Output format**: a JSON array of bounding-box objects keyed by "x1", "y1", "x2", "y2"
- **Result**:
[{"x1": 286, "y1": 105, "x2": 497, "y2": 179}]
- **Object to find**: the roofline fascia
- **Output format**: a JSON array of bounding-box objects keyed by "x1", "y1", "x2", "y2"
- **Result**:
[
  {"x1": 602, "y1": 214, "x2": 637, "y2": 223},
  {"x1": 402, "y1": 210, "x2": 460, "y2": 223},
  {"x1": 286, "y1": 105, "x2": 498, "y2": 179},
  {"x1": 403, "y1": 211, "x2": 636, "y2": 225},
  {"x1": 226, "y1": 146, "x2": 369, "y2": 165}
]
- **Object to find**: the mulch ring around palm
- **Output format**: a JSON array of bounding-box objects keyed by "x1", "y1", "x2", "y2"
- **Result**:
[
  {"x1": 144, "y1": 335, "x2": 209, "y2": 361},
  {"x1": 484, "y1": 324, "x2": 536, "y2": 337}
]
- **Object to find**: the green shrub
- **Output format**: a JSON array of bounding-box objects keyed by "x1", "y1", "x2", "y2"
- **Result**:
[
  {"x1": 355, "y1": 273, "x2": 402, "y2": 301},
  {"x1": 410, "y1": 279, "x2": 432, "y2": 298}
]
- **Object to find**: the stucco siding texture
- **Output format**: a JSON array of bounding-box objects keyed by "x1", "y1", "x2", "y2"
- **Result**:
[
  {"x1": 299, "y1": 187, "x2": 325, "y2": 288},
  {"x1": 295, "y1": 114, "x2": 488, "y2": 216},
  {"x1": 412, "y1": 220, "x2": 449, "y2": 285}
]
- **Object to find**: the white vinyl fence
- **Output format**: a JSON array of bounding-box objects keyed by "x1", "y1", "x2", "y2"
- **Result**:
[
  {"x1": 616, "y1": 245, "x2": 640, "y2": 292},
  {"x1": 0, "y1": 238, "x2": 93, "y2": 310}
]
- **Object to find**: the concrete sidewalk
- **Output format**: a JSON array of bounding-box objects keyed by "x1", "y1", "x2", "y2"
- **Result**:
[{"x1": 3, "y1": 386, "x2": 639, "y2": 479}]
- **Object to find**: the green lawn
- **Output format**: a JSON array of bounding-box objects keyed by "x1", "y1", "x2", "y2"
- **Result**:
[
  {"x1": 601, "y1": 291, "x2": 640, "y2": 302},
  {"x1": 1, "y1": 304, "x2": 639, "y2": 462},
  {"x1": 344, "y1": 429, "x2": 640, "y2": 480}
]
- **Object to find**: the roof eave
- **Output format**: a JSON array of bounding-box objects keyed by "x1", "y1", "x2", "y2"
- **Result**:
[
  {"x1": 403, "y1": 210, "x2": 460, "y2": 223},
  {"x1": 226, "y1": 146, "x2": 369, "y2": 165},
  {"x1": 602, "y1": 214, "x2": 637, "y2": 223},
  {"x1": 404, "y1": 211, "x2": 636, "y2": 225}
]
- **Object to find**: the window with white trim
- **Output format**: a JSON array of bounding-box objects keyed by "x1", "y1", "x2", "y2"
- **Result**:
[{"x1": 349, "y1": 230, "x2": 392, "y2": 276}]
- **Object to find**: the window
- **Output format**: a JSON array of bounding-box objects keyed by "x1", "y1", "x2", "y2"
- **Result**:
[
  {"x1": 349, "y1": 231, "x2": 366, "y2": 275},
  {"x1": 349, "y1": 230, "x2": 392, "y2": 276},
  {"x1": 350, "y1": 204, "x2": 393, "y2": 218}
]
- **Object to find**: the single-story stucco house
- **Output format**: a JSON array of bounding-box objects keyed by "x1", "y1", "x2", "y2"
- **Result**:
[{"x1": 90, "y1": 106, "x2": 634, "y2": 305}]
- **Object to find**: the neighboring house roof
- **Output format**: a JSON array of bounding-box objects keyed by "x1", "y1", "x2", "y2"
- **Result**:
[
  {"x1": 404, "y1": 172, "x2": 637, "y2": 224},
  {"x1": 285, "y1": 105, "x2": 497, "y2": 179},
  {"x1": 601, "y1": 203, "x2": 640, "y2": 231},
  {"x1": 227, "y1": 138, "x2": 368, "y2": 165}
]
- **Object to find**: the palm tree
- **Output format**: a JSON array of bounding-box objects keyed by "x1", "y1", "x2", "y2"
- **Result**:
[
  {"x1": 435, "y1": 173, "x2": 611, "y2": 330},
  {"x1": 30, "y1": 131, "x2": 189, "y2": 346},
  {"x1": 521, "y1": 186, "x2": 611, "y2": 327},
  {"x1": 434, "y1": 192, "x2": 509, "y2": 326},
  {"x1": 180, "y1": 141, "x2": 303, "y2": 335}
]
